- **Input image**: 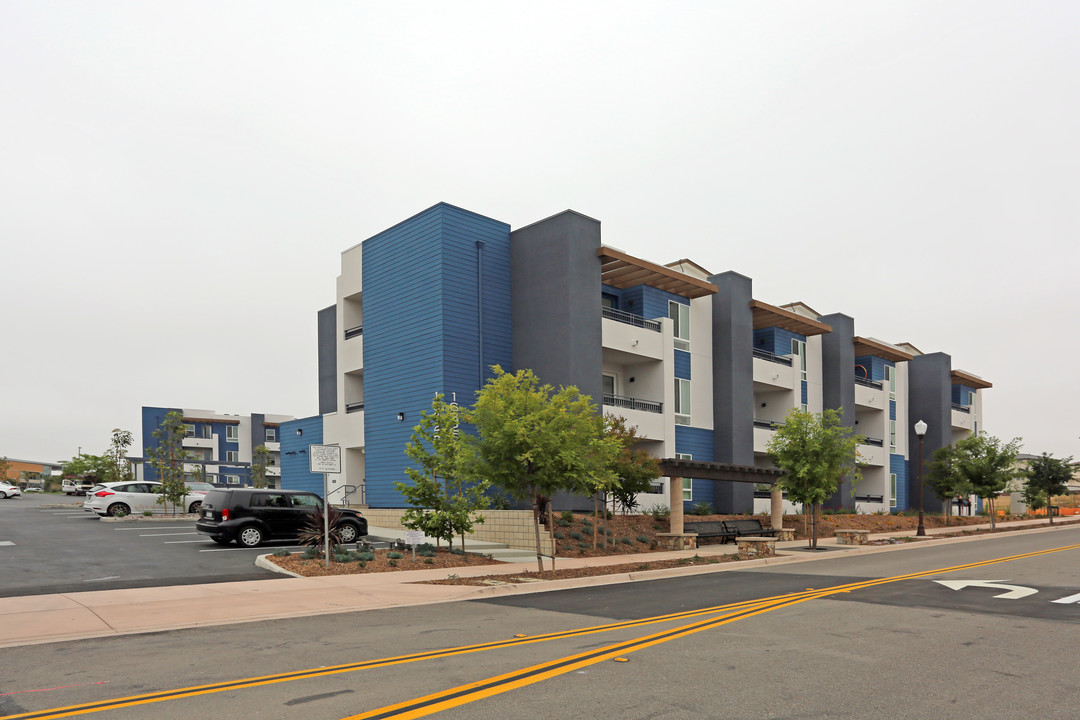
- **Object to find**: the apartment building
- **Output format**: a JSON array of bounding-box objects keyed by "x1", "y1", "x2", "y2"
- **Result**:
[
  {"x1": 287, "y1": 202, "x2": 990, "y2": 514},
  {"x1": 141, "y1": 407, "x2": 292, "y2": 487}
]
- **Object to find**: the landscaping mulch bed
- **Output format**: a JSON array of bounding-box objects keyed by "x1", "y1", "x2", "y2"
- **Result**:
[
  {"x1": 268, "y1": 547, "x2": 503, "y2": 577},
  {"x1": 421, "y1": 553, "x2": 746, "y2": 586}
]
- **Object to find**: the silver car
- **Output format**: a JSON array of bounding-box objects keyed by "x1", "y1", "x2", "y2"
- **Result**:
[
  {"x1": 0, "y1": 481, "x2": 21, "y2": 499},
  {"x1": 83, "y1": 481, "x2": 210, "y2": 517}
]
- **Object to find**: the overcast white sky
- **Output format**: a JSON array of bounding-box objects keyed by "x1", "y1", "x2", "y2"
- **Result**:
[{"x1": 2, "y1": 1, "x2": 1077, "y2": 465}]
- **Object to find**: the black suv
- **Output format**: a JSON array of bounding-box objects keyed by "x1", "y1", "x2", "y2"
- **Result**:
[{"x1": 195, "y1": 489, "x2": 367, "y2": 548}]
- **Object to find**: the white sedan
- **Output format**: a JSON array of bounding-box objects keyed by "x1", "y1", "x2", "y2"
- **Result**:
[
  {"x1": 0, "y1": 481, "x2": 21, "y2": 499},
  {"x1": 83, "y1": 481, "x2": 211, "y2": 517}
]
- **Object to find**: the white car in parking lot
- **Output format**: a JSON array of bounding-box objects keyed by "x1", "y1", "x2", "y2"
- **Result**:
[
  {"x1": 83, "y1": 481, "x2": 212, "y2": 517},
  {"x1": 0, "y1": 481, "x2": 22, "y2": 499}
]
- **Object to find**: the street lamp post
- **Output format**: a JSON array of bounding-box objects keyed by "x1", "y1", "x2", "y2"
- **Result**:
[{"x1": 914, "y1": 420, "x2": 927, "y2": 537}]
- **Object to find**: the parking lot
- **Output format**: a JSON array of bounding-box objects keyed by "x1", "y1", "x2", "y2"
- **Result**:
[{"x1": 0, "y1": 492, "x2": 296, "y2": 597}]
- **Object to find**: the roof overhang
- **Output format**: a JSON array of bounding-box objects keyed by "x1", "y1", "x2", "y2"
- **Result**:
[
  {"x1": 598, "y1": 247, "x2": 717, "y2": 299},
  {"x1": 183, "y1": 416, "x2": 241, "y2": 425},
  {"x1": 658, "y1": 458, "x2": 784, "y2": 484},
  {"x1": 853, "y1": 336, "x2": 914, "y2": 363},
  {"x1": 750, "y1": 300, "x2": 832, "y2": 336},
  {"x1": 952, "y1": 370, "x2": 993, "y2": 389}
]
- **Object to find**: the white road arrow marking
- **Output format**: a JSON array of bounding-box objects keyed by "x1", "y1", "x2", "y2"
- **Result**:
[
  {"x1": 1051, "y1": 592, "x2": 1080, "y2": 605},
  {"x1": 934, "y1": 579, "x2": 1038, "y2": 599}
]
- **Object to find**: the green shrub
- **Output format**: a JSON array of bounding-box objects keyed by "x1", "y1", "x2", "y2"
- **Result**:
[
  {"x1": 388, "y1": 559, "x2": 398, "y2": 567},
  {"x1": 272, "y1": 549, "x2": 291, "y2": 557},
  {"x1": 417, "y1": 542, "x2": 436, "y2": 553},
  {"x1": 560, "y1": 510, "x2": 575, "y2": 523},
  {"x1": 618, "y1": 537, "x2": 632, "y2": 545},
  {"x1": 301, "y1": 548, "x2": 319, "y2": 560},
  {"x1": 644, "y1": 504, "x2": 671, "y2": 518},
  {"x1": 142, "y1": 510, "x2": 154, "y2": 517},
  {"x1": 417, "y1": 547, "x2": 436, "y2": 557},
  {"x1": 423, "y1": 557, "x2": 434, "y2": 564},
  {"x1": 387, "y1": 551, "x2": 403, "y2": 560},
  {"x1": 569, "y1": 531, "x2": 585, "y2": 541},
  {"x1": 554, "y1": 530, "x2": 565, "y2": 540},
  {"x1": 357, "y1": 551, "x2": 375, "y2": 562},
  {"x1": 636, "y1": 535, "x2": 650, "y2": 544},
  {"x1": 332, "y1": 551, "x2": 355, "y2": 563},
  {"x1": 576, "y1": 541, "x2": 589, "y2": 550},
  {"x1": 357, "y1": 561, "x2": 366, "y2": 568},
  {"x1": 581, "y1": 517, "x2": 593, "y2": 527},
  {"x1": 450, "y1": 548, "x2": 465, "y2": 555},
  {"x1": 557, "y1": 518, "x2": 571, "y2": 527},
  {"x1": 690, "y1": 502, "x2": 714, "y2": 516}
]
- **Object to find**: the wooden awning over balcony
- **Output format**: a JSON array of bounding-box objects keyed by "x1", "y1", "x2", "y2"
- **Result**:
[
  {"x1": 750, "y1": 300, "x2": 832, "y2": 336},
  {"x1": 952, "y1": 370, "x2": 993, "y2": 389},
  {"x1": 852, "y1": 336, "x2": 914, "y2": 363},
  {"x1": 657, "y1": 458, "x2": 784, "y2": 485},
  {"x1": 597, "y1": 246, "x2": 717, "y2": 299}
]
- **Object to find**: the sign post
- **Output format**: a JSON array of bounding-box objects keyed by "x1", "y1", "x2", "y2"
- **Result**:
[{"x1": 308, "y1": 444, "x2": 342, "y2": 568}]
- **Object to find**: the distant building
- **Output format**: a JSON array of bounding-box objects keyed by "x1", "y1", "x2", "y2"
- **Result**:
[
  {"x1": 141, "y1": 407, "x2": 293, "y2": 487},
  {"x1": 284, "y1": 202, "x2": 991, "y2": 514},
  {"x1": 1, "y1": 458, "x2": 63, "y2": 487}
]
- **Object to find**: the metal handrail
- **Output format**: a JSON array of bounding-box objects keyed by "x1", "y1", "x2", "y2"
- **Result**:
[
  {"x1": 753, "y1": 419, "x2": 780, "y2": 429},
  {"x1": 602, "y1": 393, "x2": 662, "y2": 413},
  {"x1": 752, "y1": 348, "x2": 793, "y2": 366},
  {"x1": 862, "y1": 437, "x2": 884, "y2": 447},
  {"x1": 854, "y1": 376, "x2": 883, "y2": 389},
  {"x1": 344, "y1": 325, "x2": 363, "y2": 340},
  {"x1": 855, "y1": 494, "x2": 885, "y2": 503},
  {"x1": 951, "y1": 403, "x2": 970, "y2": 414},
  {"x1": 602, "y1": 306, "x2": 662, "y2": 332},
  {"x1": 327, "y1": 483, "x2": 365, "y2": 507},
  {"x1": 345, "y1": 401, "x2": 365, "y2": 414}
]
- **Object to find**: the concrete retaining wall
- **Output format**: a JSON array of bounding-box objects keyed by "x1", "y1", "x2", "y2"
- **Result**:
[{"x1": 359, "y1": 508, "x2": 554, "y2": 554}]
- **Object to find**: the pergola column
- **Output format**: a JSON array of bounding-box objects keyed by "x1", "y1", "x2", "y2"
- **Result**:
[
  {"x1": 771, "y1": 485, "x2": 783, "y2": 533},
  {"x1": 669, "y1": 476, "x2": 684, "y2": 535}
]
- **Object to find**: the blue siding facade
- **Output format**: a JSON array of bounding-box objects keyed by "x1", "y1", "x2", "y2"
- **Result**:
[
  {"x1": 363, "y1": 203, "x2": 512, "y2": 507},
  {"x1": 854, "y1": 355, "x2": 895, "y2": 381},
  {"x1": 673, "y1": 350, "x2": 691, "y2": 380},
  {"x1": 952, "y1": 384, "x2": 976, "y2": 405},
  {"x1": 141, "y1": 406, "x2": 179, "y2": 482},
  {"x1": 890, "y1": 454, "x2": 909, "y2": 511},
  {"x1": 280, "y1": 416, "x2": 326, "y2": 495},
  {"x1": 620, "y1": 284, "x2": 688, "y2": 321},
  {"x1": 676, "y1": 426, "x2": 715, "y2": 510},
  {"x1": 754, "y1": 328, "x2": 806, "y2": 357}
]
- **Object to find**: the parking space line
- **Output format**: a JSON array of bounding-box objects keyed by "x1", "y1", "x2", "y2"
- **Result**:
[
  {"x1": 138, "y1": 532, "x2": 197, "y2": 537},
  {"x1": 114, "y1": 526, "x2": 192, "y2": 531},
  {"x1": 163, "y1": 540, "x2": 210, "y2": 544},
  {"x1": 199, "y1": 545, "x2": 305, "y2": 553},
  {"x1": 0, "y1": 541, "x2": 14, "y2": 546}
]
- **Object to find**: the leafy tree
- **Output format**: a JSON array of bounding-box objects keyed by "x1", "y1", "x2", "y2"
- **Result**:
[
  {"x1": 146, "y1": 411, "x2": 189, "y2": 514},
  {"x1": 251, "y1": 444, "x2": 271, "y2": 489},
  {"x1": 928, "y1": 433, "x2": 1021, "y2": 530},
  {"x1": 61, "y1": 453, "x2": 111, "y2": 483},
  {"x1": 766, "y1": 408, "x2": 862, "y2": 549},
  {"x1": 103, "y1": 428, "x2": 135, "y2": 484},
  {"x1": 468, "y1": 366, "x2": 619, "y2": 570},
  {"x1": 0, "y1": 457, "x2": 12, "y2": 484},
  {"x1": 925, "y1": 443, "x2": 972, "y2": 524},
  {"x1": 591, "y1": 415, "x2": 661, "y2": 548},
  {"x1": 393, "y1": 394, "x2": 489, "y2": 552},
  {"x1": 1023, "y1": 453, "x2": 1073, "y2": 525}
]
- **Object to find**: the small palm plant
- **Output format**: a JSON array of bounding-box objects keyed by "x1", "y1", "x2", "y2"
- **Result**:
[{"x1": 298, "y1": 504, "x2": 344, "y2": 554}]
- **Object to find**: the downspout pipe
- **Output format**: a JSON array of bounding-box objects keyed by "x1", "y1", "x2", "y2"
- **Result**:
[{"x1": 476, "y1": 240, "x2": 485, "y2": 388}]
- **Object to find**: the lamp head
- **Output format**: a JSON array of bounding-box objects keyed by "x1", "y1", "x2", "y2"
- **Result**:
[{"x1": 914, "y1": 420, "x2": 928, "y2": 437}]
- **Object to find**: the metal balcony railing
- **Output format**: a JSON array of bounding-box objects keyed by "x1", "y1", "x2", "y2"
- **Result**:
[
  {"x1": 753, "y1": 419, "x2": 780, "y2": 430},
  {"x1": 862, "y1": 437, "x2": 884, "y2": 447},
  {"x1": 602, "y1": 393, "x2": 662, "y2": 413},
  {"x1": 952, "y1": 403, "x2": 970, "y2": 414},
  {"x1": 602, "y1": 306, "x2": 662, "y2": 332},
  {"x1": 854, "y1": 376, "x2": 883, "y2": 389},
  {"x1": 345, "y1": 401, "x2": 365, "y2": 414},
  {"x1": 752, "y1": 348, "x2": 793, "y2": 366},
  {"x1": 855, "y1": 494, "x2": 885, "y2": 503},
  {"x1": 344, "y1": 325, "x2": 363, "y2": 340}
]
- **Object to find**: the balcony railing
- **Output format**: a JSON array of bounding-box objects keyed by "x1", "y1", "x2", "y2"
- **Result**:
[
  {"x1": 862, "y1": 437, "x2": 884, "y2": 447},
  {"x1": 752, "y1": 348, "x2": 793, "y2": 366},
  {"x1": 951, "y1": 403, "x2": 970, "y2": 414},
  {"x1": 855, "y1": 494, "x2": 885, "y2": 503},
  {"x1": 854, "y1": 376, "x2": 883, "y2": 389},
  {"x1": 602, "y1": 393, "x2": 662, "y2": 413},
  {"x1": 345, "y1": 401, "x2": 365, "y2": 414},
  {"x1": 753, "y1": 419, "x2": 780, "y2": 430},
  {"x1": 602, "y1": 306, "x2": 662, "y2": 332},
  {"x1": 344, "y1": 325, "x2": 363, "y2": 340}
]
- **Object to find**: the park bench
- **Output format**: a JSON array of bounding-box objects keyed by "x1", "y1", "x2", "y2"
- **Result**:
[
  {"x1": 722, "y1": 519, "x2": 781, "y2": 539},
  {"x1": 684, "y1": 521, "x2": 738, "y2": 544}
]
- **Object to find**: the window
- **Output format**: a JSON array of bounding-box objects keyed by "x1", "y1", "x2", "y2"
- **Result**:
[
  {"x1": 225, "y1": 475, "x2": 241, "y2": 485},
  {"x1": 184, "y1": 424, "x2": 195, "y2": 438},
  {"x1": 669, "y1": 300, "x2": 690, "y2": 351},
  {"x1": 674, "y1": 378, "x2": 691, "y2": 424},
  {"x1": 889, "y1": 420, "x2": 896, "y2": 453},
  {"x1": 226, "y1": 425, "x2": 239, "y2": 442},
  {"x1": 791, "y1": 339, "x2": 807, "y2": 381},
  {"x1": 602, "y1": 373, "x2": 617, "y2": 397},
  {"x1": 677, "y1": 453, "x2": 693, "y2": 501},
  {"x1": 198, "y1": 425, "x2": 211, "y2": 439},
  {"x1": 885, "y1": 365, "x2": 896, "y2": 401},
  {"x1": 890, "y1": 473, "x2": 898, "y2": 507},
  {"x1": 291, "y1": 494, "x2": 323, "y2": 509},
  {"x1": 265, "y1": 428, "x2": 277, "y2": 442},
  {"x1": 226, "y1": 451, "x2": 239, "y2": 463}
]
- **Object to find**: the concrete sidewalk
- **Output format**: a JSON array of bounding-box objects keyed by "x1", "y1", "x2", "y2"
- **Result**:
[{"x1": 0, "y1": 516, "x2": 1070, "y2": 649}]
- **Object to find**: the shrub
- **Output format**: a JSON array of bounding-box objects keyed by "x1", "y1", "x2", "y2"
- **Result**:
[
  {"x1": 142, "y1": 510, "x2": 153, "y2": 517},
  {"x1": 332, "y1": 551, "x2": 355, "y2": 563},
  {"x1": 450, "y1": 548, "x2": 465, "y2": 555},
  {"x1": 423, "y1": 557, "x2": 434, "y2": 564},
  {"x1": 417, "y1": 542, "x2": 436, "y2": 553},
  {"x1": 557, "y1": 518, "x2": 571, "y2": 527},
  {"x1": 576, "y1": 542, "x2": 589, "y2": 550},
  {"x1": 560, "y1": 510, "x2": 575, "y2": 523},
  {"x1": 301, "y1": 548, "x2": 319, "y2": 560},
  {"x1": 690, "y1": 502, "x2": 714, "y2": 516},
  {"x1": 387, "y1": 551, "x2": 403, "y2": 560},
  {"x1": 418, "y1": 547, "x2": 436, "y2": 557},
  {"x1": 636, "y1": 535, "x2": 650, "y2": 544},
  {"x1": 388, "y1": 559, "x2": 398, "y2": 567},
  {"x1": 357, "y1": 551, "x2": 375, "y2": 562},
  {"x1": 644, "y1": 504, "x2": 671, "y2": 518},
  {"x1": 569, "y1": 531, "x2": 585, "y2": 541},
  {"x1": 357, "y1": 561, "x2": 367, "y2": 568},
  {"x1": 554, "y1": 530, "x2": 565, "y2": 540},
  {"x1": 618, "y1": 537, "x2": 632, "y2": 545},
  {"x1": 272, "y1": 549, "x2": 291, "y2": 557}
]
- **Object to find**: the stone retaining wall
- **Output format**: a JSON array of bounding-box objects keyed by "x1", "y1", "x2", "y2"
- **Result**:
[{"x1": 358, "y1": 508, "x2": 554, "y2": 554}]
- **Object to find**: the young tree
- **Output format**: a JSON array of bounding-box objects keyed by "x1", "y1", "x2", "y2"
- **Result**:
[
  {"x1": 0, "y1": 457, "x2": 13, "y2": 485},
  {"x1": 766, "y1": 408, "x2": 862, "y2": 549},
  {"x1": 591, "y1": 415, "x2": 661, "y2": 549},
  {"x1": 61, "y1": 453, "x2": 111, "y2": 484},
  {"x1": 146, "y1": 411, "x2": 189, "y2": 514},
  {"x1": 925, "y1": 443, "x2": 972, "y2": 525},
  {"x1": 393, "y1": 394, "x2": 489, "y2": 552},
  {"x1": 468, "y1": 366, "x2": 619, "y2": 570},
  {"x1": 251, "y1": 444, "x2": 271, "y2": 489},
  {"x1": 1023, "y1": 453, "x2": 1073, "y2": 525},
  {"x1": 931, "y1": 433, "x2": 1021, "y2": 530},
  {"x1": 103, "y1": 428, "x2": 135, "y2": 484}
]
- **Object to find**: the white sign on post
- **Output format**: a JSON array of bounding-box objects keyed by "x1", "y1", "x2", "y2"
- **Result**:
[{"x1": 308, "y1": 445, "x2": 342, "y2": 474}]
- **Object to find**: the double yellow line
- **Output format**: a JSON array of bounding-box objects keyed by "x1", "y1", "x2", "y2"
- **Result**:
[{"x1": 6, "y1": 543, "x2": 1078, "y2": 720}]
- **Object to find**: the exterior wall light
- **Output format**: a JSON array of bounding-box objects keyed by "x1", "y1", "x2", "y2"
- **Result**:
[{"x1": 397, "y1": 412, "x2": 405, "y2": 421}]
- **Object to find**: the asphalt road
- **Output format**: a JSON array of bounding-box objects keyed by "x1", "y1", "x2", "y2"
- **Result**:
[
  {"x1": 0, "y1": 492, "x2": 287, "y2": 596},
  {"x1": 2, "y1": 524, "x2": 1079, "y2": 720}
]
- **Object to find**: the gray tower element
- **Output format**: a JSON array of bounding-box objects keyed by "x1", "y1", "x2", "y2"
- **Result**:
[{"x1": 819, "y1": 313, "x2": 856, "y2": 509}]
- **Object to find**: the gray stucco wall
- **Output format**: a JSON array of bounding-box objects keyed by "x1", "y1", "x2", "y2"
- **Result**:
[
  {"x1": 908, "y1": 352, "x2": 953, "y2": 514},
  {"x1": 509, "y1": 210, "x2": 603, "y2": 404},
  {"x1": 819, "y1": 313, "x2": 856, "y2": 509},
  {"x1": 317, "y1": 304, "x2": 337, "y2": 415},
  {"x1": 709, "y1": 271, "x2": 755, "y2": 513}
]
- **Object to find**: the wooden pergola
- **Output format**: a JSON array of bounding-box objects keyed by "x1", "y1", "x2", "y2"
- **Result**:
[{"x1": 656, "y1": 458, "x2": 785, "y2": 546}]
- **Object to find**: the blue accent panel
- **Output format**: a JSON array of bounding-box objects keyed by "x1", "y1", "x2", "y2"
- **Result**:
[
  {"x1": 280, "y1": 416, "x2": 325, "y2": 494},
  {"x1": 674, "y1": 350, "x2": 691, "y2": 380},
  {"x1": 889, "y1": 400, "x2": 897, "y2": 421},
  {"x1": 890, "y1": 454, "x2": 908, "y2": 511},
  {"x1": 621, "y1": 284, "x2": 688, "y2": 321},
  {"x1": 676, "y1": 426, "x2": 715, "y2": 511},
  {"x1": 753, "y1": 327, "x2": 806, "y2": 357},
  {"x1": 854, "y1": 356, "x2": 895, "y2": 382},
  {"x1": 801, "y1": 381, "x2": 808, "y2": 406},
  {"x1": 952, "y1": 384, "x2": 976, "y2": 405},
  {"x1": 601, "y1": 284, "x2": 623, "y2": 309},
  {"x1": 141, "y1": 406, "x2": 181, "y2": 483},
  {"x1": 363, "y1": 204, "x2": 512, "y2": 507}
]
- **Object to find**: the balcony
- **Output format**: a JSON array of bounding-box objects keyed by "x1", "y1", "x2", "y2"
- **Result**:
[
  {"x1": 602, "y1": 394, "x2": 665, "y2": 440},
  {"x1": 951, "y1": 406, "x2": 974, "y2": 430},
  {"x1": 345, "y1": 401, "x2": 365, "y2": 414},
  {"x1": 603, "y1": 306, "x2": 661, "y2": 332},
  {"x1": 263, "y1": 441, "x2": 280, "y2": 452},
  {"x1": 753, "y1": 348, "x2": 792, "y2": 366},
  {"x1": 854, "y1": 376, "x2": 883, "y2": 389},
  {"x1": 951, "y1": 403, "x2": 970, "y2": 414},
  {"x1": 341, "y1": 326, "x2": 364, "y2": 372},
  {"x1": 854, "y1": 380, "x2": 885, "y2": 409},
  {"x1": 603, "y1": 393, "x2": 661, "y2": 413},
  {"x1": 344, "y1": 324, "x2": 363, "y2": 340},
  {"x1": 182, "y1": 436, "x2": 214, "y2": 450},
  {"x1": 753, "y1": 421, "x2": 778, "y2": 453},
  {"x1": 857, "y1": 442, "x2": 886, "y2": 466},
  {"x1": 753, "y1": 355, "x2": 794, "y2": 388}
]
